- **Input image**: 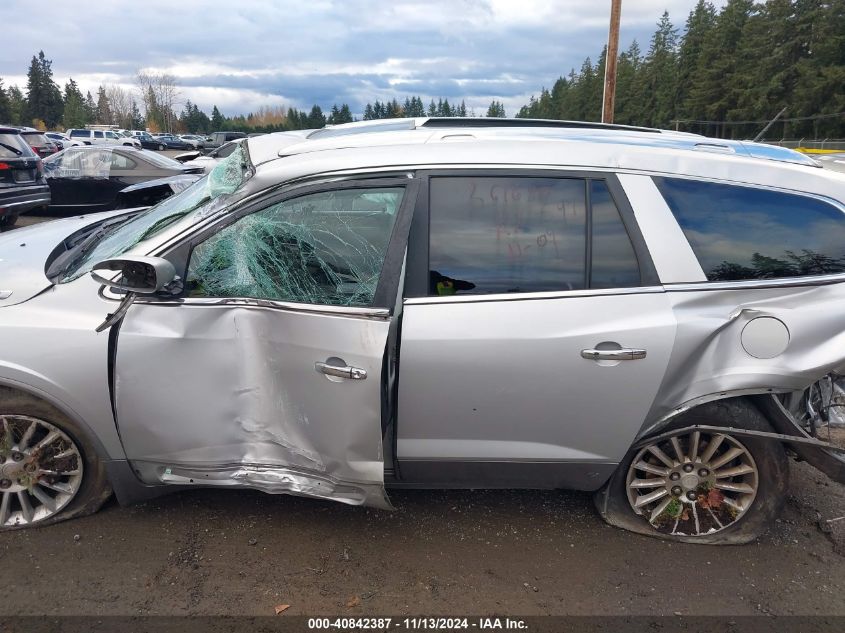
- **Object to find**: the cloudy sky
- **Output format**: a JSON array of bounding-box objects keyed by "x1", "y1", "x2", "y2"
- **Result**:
[{"x1": 2, "y1": 0, "x2": 726, "y2": 118}]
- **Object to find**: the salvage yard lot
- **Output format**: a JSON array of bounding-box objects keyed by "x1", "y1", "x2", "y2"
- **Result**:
[{"x1": 2, "y1": 212, "x2": 845, "y2": 617}]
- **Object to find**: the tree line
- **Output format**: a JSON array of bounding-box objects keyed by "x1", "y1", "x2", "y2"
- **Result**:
[
  {"x1": 1, "y1": 1, "x2": 843, "y2": 138},
  {"x1": 518, "y1": 0, "x2": 845, "y2": 139}
]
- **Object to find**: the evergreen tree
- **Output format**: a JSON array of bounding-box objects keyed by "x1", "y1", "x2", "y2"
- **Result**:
[
  {"x1": 486, "y1": 100, "x2": 507, "y2": 117},
  {"x1": 95, "y1": 85, "x2": 112, "y2": 124},
  {"x1": 307, "y1": 105, "x2": 326, "y2": 128},
  {"x1": 84, "y1": 91, "x2": 97, "y2": 123},
  {"x1": 0, "y1": 80, "x2": 10, "y2": 124},
  {"x1": 24, "y1": 51, "x2": 63, "y2": 127},
  {"x1": 61, "y1": 78, "x2": 87, "y2": 129},
  {"x1": 675, "y1": 1, "x2": 717, "y2": 121},
  {"x1": 210, "y1": 105, "x2": 224, "y2": 131},
  {"x1": 7, "y1": 86, "x2": 26, "y2": 125},
  {"x1": 642, "y1": 13, "x2": 679, "y2": 127}
]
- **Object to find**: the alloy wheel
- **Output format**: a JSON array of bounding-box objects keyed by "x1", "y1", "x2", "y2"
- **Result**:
[
  {"x1": 626, "y1": 430, "x2": 758, "y2": 537},
  {"x1": 0, "y1": 415, "x2": 83, "y2": 527}
]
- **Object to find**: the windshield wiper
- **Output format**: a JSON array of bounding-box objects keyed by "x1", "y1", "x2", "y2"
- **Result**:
[
  {"x1": 45, "y1": 215, "x2": 134, "y2": 281},
  {"x1": 0, "y1": 142, "x2": 23, "y2": 156}
]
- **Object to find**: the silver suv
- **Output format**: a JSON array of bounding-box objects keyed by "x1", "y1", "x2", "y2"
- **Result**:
[{"x1": 1, "y1": 118, "x2": 843, "y2": 543}]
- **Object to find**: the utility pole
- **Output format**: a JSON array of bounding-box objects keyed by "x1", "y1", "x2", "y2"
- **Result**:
[{"x1": 601, "y1": 0, "x2": 622, "y2": 124}]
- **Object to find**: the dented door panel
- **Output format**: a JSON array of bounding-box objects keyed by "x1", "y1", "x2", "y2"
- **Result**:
[{"x1": 114, "y1": 302, "x2": 392, "y2": 507}]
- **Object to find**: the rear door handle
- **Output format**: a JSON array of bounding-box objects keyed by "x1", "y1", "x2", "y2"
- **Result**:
[
  {"x1": 581, "y1": 348, "x2": 647, "y2": 361},
  {"x1": 315, "y1": 362, "x2": 368, "y2": 380}
]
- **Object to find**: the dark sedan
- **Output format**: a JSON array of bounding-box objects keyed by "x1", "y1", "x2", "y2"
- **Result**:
[
  {"x1": 153, "y1": 134, "x2": 193, "y2": 150},
  {"x1": 0, "y1": 127, "x2": 50, "y2": 229},
  {"x1": 42, "y1": 146, "x2": 203, "y2": 213}
]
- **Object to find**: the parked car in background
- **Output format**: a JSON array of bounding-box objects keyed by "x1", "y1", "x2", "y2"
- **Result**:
[
  {"x1": 45, "y1": 132, "x2": 81, "y2": 151},
  {"x1": 203, "y1": 130, "x2": 246, "y2": 152},
  {"x1": 42, "y1": 145, "x2": 203, "y2": 213},
  {"x1": 19, "y1": 130, "x2": 59, "y2": 158},
  {"x1": 177, "y1": 139, "x2": 242, "y2": 172},
  {"x1": 0, "y1": 126, "x2": 50, "y2": 229},
  {"x1": 130, "y1": 131, "x2": 166, "y2": 151},
  {"x1": 66, "y1": 128, "x2": 141, "y2": 148},
  {"x1": 179, "y1": 134, "x2": 206, "y2": 149},
  {"x1": 1, "y1": 119, "x2": 843, "y2": 541}
]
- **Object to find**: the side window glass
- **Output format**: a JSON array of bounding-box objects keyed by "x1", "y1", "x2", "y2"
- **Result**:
[
  {"x1": 428, "y1": 177, "x2": 586, "y2": 295},
  {"x1": 186, "y1": 187, "x2": 405, "y2": 306},
  {"x1": 94, "y1": 131, "x2": 104, "y2": 139},
  {"x1": 655, "y1": 177, "x2": 845, "y2": 281},
  {"x1": 109, "y1": 153, "x2": 136, "y2": 170},
  {"x1": 590, "y1": 180, "x2": 640, "y2": 288}
]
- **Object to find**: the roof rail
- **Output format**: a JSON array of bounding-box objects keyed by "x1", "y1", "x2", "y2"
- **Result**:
[
  {"x1": 421, "y1": 117, "x2": 661, "y2": 133},
  {"x1": 307, "y1": 117, "x2": 664, "y2": 141}
]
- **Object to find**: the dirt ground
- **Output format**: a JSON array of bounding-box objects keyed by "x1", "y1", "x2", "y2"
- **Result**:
[
  {"x1": 0, "y1": 458, "x2": 842, "y2": 617},
  {"x1": 2, "y1": 216, "x2": 844, "y2": 620}
]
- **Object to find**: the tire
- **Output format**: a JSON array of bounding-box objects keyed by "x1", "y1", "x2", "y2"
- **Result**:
[
  {"x1": 0, "y1": 214, "x2": 18, "y2": 232},
  {"x1": 158, "y1": 144, "x2": 165, "y2": 151},
  {"x1": 594, "y1": 398, "x2": 788, "y2": 544},
  {"x1": 0, "y1": 387, "x2": 111, "y2": 530}
]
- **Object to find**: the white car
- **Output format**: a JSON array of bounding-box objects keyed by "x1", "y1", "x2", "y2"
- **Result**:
[{"x1": 66, "y1": 129, "x2": 141, "y2": 148}]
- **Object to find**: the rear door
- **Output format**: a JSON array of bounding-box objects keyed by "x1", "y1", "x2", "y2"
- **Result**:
[
  {"x1": 396, "y1": 171, "x2": 676, "y2": 489},
  {"x1": 113, "y1": 177, "x2": 419, "y2": 507}
]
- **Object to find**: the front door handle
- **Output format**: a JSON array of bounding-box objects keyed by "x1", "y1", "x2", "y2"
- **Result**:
[
  {"x1": 315, "y1": 361, "x2": 368, "y2": 380},
  {"x1": 581, "y1": 348, "x2": 647, "y2": 361}
]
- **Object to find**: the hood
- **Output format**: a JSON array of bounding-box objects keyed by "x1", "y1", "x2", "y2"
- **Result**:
[{"x1": 0, "y1": 210, "x2": 129, "y2": 308}]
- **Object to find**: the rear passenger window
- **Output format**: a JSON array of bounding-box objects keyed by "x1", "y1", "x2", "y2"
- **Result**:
[{"x1": 655, "y1": 177, "x2": 845, "y2": 281}]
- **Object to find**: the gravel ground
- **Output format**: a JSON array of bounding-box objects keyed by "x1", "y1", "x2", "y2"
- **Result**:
[
  {"x1": 2, "y1": 215, "x2": 844, "y2": 619},
  {"x1": 0, "y1": 459, "x2": 842, "y2": 617}
]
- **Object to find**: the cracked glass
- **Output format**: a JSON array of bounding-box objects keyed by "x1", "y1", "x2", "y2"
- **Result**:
[
  {"x1": 58, "y1": 143, "x2": 252, "y2": 283},
  {"x1": 186, "y1": 187, "x2": 404, "y2": 306}
]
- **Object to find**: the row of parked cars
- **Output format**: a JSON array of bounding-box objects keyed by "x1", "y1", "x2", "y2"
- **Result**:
[
  {"x1": 38, "y1": 128, "x2": 249, "y2": 155},
  {"x1": 0, "y1": 125, "x2": 213, "y2": 229}
]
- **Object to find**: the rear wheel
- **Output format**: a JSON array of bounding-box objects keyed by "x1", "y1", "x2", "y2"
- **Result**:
[
  {"x1": 0, "y1": 388, "x2": 111, "y2": 530},
  {"x1": 596, "y1": 399, "x2": 788, "y2": 544},
  {"x1": 157, "y1": 144, "x2": 165, "y2": 151}
]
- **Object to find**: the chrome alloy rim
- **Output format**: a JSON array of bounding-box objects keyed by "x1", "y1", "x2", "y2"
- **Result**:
[
  {"x1": 0, "y1": 415, "x2": 83, "y2": 527},
  {"x1": 626, "y1": 431, "x2": 758, "y2": 536}
]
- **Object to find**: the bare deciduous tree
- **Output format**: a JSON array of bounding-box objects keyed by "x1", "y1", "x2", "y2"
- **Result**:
[{"x1": 136, "y1": 71, "x2": 181, "y2": 132}]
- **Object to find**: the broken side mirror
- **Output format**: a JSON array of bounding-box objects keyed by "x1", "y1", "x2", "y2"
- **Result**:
[{"x1": 91, "y1": 256, "x2": 179, "y2": 294}]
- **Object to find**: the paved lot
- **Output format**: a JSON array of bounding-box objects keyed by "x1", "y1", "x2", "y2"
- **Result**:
[{"x1": 1, "y1": 215, "x2": 844, "y2": 618}]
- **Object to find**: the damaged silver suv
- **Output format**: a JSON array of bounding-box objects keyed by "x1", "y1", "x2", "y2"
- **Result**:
[{"x1": 1, "y1": 118, "x2": 844, "y2": 543}]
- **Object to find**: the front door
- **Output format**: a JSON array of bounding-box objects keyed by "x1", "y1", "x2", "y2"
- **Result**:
[
  {"x1": 113, "y1": 178, "x2": 418, "y2": 507},
  {"x1": 396, "y1": 172, "x2": 675, "y2": 489}
]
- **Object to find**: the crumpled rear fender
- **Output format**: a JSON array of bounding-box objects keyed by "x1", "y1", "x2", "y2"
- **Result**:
[{"x1": 753, "y1": 394, "x2": 845, "y2": 484}]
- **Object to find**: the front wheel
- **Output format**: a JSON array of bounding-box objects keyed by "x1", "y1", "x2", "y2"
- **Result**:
[
  {"x1": 157, "y1": 144, "x2": 165, "y2": 151},
  {"x1": 0, "y1": 388, "x2": 111, "y2": 529},
  {"x1": 596, "y1": 400, "x2": 788, "y2": 544}
]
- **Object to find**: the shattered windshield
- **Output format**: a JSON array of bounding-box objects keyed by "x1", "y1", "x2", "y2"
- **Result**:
[{"x1": 58, "y1": 142, "x2": 252, "y2": 283}]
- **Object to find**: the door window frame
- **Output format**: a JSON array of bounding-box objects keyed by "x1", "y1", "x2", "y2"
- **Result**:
[
  {"x1": 148, "y1": 175, "x2": 421, "y2": 315},
  {"x1": 404, "y1": 169, "x2": 658, "y2": 299}
]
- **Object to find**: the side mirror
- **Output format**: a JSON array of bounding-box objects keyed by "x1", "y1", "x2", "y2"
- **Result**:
[{"x1": 91, "y1": 256, "x2": 178, "y2": 294}]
